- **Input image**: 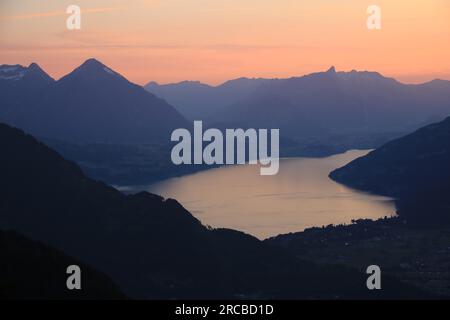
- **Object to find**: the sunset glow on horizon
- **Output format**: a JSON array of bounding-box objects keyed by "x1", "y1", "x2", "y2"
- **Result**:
[{"x1": 1, "y1": 0, "x2": 449, "y2": 85}]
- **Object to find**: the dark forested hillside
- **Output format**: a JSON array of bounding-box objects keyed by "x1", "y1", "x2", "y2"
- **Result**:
[
  {"x1": 0, "y1": 230, "x2": 125, "y2": 300},
  {"x1": 330, "y1": 116, "x2": 450, "y2": 224}
]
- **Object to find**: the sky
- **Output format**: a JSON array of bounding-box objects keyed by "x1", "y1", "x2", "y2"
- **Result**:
[{"x1": 1, "y1": 0, "x2": 449, "y2": 85}]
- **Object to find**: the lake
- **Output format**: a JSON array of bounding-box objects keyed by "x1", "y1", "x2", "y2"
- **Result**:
[{"x1": 118, "y1": 150, "x2": 395, "y2": 239}]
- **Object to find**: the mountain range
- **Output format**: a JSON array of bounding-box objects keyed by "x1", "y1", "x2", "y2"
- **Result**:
[
  {"x1": 1, "y1": 58, "x2": 447, "y2": 298},
  {"x1": 4, "y1": 60, "x2": 450, "y2": 147},
  {"x1": 0, "y1": 59, "x2": 188, "y2": 143},
  {"x1": 147, "y1": 67, "x2": 450, "y2": 139},
  {"x1": 3, "y1": 59, "x2": 450, "y2": 160},
  {"x1": 145, "y1": 77, "x2": 271, "y2": 120}
]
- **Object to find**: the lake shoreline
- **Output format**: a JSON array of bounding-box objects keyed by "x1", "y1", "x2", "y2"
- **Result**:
[
  {"x1": 113, "y1": 148, "x2": 374, "y2": 191},
  {"x1": 117, "y1": 150, "x2": 396, "y2": 239}
]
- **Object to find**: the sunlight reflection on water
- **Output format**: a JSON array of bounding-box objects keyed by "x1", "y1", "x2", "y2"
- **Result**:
[{"x1": 120, "y1": 150, "x2": 395, "y2": 239}]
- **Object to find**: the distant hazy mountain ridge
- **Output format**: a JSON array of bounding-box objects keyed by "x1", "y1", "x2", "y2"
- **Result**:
[
  {"x1": 147, "y1": 67, "x2": 450, "y2": 139},
  {"x1": 145, "y1": 77, "x2": 272, "y2": 120}
]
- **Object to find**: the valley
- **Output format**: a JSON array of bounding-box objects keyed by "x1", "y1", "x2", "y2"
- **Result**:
[{"x1": 1, "y1": 59, "x2": 450, "y2": 299}]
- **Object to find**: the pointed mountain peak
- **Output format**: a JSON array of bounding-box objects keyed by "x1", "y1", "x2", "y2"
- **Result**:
[
  {"x1": 80, "y1": 58, "x2": 106, "y2": 69},
  {"x1": 61, "y1": 58, "x2": 126, "y2": 83},
  {"x1": 326, "y1": 66, "x2": 336, "y2": 74},
  {"x1": 25, "y1": 62, "x2": 54, "y2": 81},
  {"x1": 75, "y1": 58, "x2": 112, "y2": 74},
  {"x1": 28, "y1": 62, "x2": 42, "y2": 70}
]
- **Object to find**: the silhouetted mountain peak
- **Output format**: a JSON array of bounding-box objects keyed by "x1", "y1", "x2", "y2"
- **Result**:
[
  {"x1": 24, "y1": 63, "x2": 54, "y2": 83},
  {"x1": 0, "y1": 63, "x2": 53, "y2": 83},
  {"x1": 2, "y1": 58, "x2": 189, "y2": 143},
  {"x1": 27, "y1": 62, "x2": 44, "y2": 72},
  {"x1": 80, "y1": 58, "x2": 105, "y2": 69},
  {"x1": 78, "y1": 58, "x2": 113, "y2": 73},
  {"x1": 0, "y1": 62, "x2": 54, "y2": 87},
  {"x1": 62, "y1": 58, "x2": 126, "y2": 83},
  {"x1": 326, "y1": 66, "x2": 336, "y2": 74},
  {"x1": 294, "y1": 66, "x2": 339, "y2": 82}
]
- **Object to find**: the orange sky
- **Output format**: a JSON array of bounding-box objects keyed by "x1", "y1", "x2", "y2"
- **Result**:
[{"x1": 1, "y1": 0, "x2": 449, "y2": 85}]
